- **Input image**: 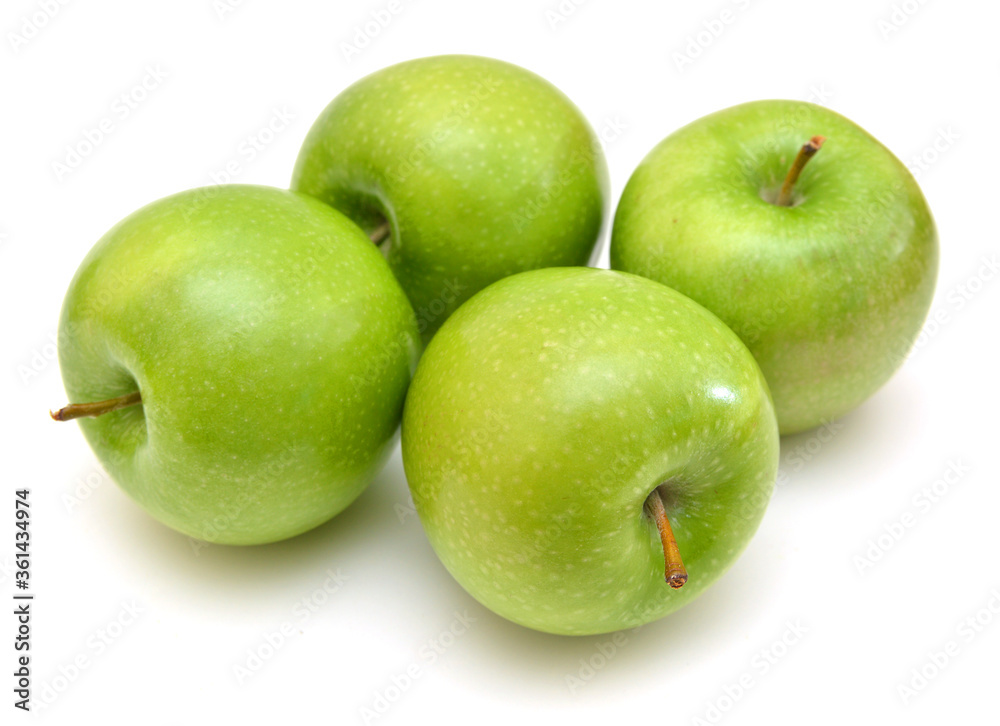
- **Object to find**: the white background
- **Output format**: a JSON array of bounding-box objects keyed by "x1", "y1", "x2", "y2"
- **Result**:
[{"x1": 2, "y1": 0, "x2": 998, "y2": 723}]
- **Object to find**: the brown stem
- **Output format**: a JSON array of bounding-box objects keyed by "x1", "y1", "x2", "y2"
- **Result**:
[
  {"x1": 775, "y1": 135, "x2": 826, "y2": 207},
  {"x1": 369, "y1": 220, "x2": 391, "y2": 246},
  {"x1": 645, "y1": 487, "x2": 688, "y2": 589},
  {"x1": 50, "y1": 391, "x2": 142, "y2": 422}
]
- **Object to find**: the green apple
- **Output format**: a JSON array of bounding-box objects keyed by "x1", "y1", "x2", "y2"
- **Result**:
[
  {"x1": 611, "y1": 100, "x2": 938, "y2": 434},
  {"x1": 54, "y1": 185, "x2": 419, "y2": 544},
  {"x1": 401, "y1": 267, "x2": 778, "y2": 635},
  {"x1": 291, "y1": 54, "x2": 608, "y2": 342}
]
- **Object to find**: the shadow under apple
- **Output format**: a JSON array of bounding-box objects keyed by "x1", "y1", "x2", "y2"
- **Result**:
[
  {"x1": 442, "y1": 524, "x2": 784, "y2": 702},
  {"x1": 775, "y1": 369, "x2": 927, "y2": 496},
  {"x1": 88, "y1": 445, "x2": 439, "y2": 621}
]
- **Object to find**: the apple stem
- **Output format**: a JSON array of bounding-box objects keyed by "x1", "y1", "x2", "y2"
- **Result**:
[
  {"x1": 775, "y1": 135, "x2": 826, "y2": 207},
  {"x1": 369, "y1": 220, "x2": 391, "y2": 246},
  {"x1": 50, "y1": 391, "x2": 142, "y2": 422},
  {"x1": 645, "y1": 488, "x2": 688, "y2": 589}
]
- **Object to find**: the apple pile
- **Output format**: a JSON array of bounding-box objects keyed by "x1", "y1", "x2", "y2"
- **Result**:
[{"x1": 52, "y1": 55, "x2": 937, "y2": 635}]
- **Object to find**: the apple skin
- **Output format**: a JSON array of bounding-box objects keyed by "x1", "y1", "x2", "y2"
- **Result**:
[
  {"x1": 291, "y1": 54, "x2": 609, "y2": 342},
  {"x1": 57, "y1": 185, "x2": 420, "y2": 544},
  {"x1": 611, "y1": 100, "x2": 938, "y2": 434},
  {"x1": 401, "y1": 267, "x2": 779, "y2": 635}
]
